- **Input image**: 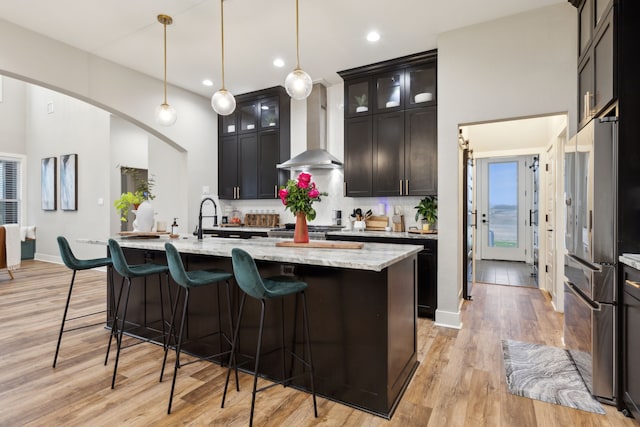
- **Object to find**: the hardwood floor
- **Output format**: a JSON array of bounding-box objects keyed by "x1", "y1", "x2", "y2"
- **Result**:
[{"x1": 0, "y1": 260, "x2": 636, "y2": 426}]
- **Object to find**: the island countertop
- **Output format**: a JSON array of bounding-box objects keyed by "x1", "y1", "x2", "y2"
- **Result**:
[{"x1": 79, "y1": 236, "x2": 422, "y2": 272}]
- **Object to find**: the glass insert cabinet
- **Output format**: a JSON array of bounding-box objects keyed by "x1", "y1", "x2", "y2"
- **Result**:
[{"x1": 343, "y1": 52, "x2": 437, "y2": 119}]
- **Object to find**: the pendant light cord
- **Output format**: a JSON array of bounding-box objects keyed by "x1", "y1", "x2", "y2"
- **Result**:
[
  {"x1": 163, "y1": 20, "x2": 168, "y2": 104},
  {"x1": 295, "y1": 0, "x2": 300, "y2": 69},
  {"x1": 220, "y1": 0, "x2": 226, "y2": 90}
]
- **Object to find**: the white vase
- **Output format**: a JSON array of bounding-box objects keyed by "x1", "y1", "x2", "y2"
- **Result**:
[{"x1": 133, "y1": 200, "x2": 155, "y2": 232}]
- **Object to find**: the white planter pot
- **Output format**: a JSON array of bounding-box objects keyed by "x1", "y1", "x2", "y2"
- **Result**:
[{"x1": 133, "y1": 200, "x2": 154, "y2": 232}]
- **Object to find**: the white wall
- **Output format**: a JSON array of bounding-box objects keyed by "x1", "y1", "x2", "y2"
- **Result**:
[
  {"x1": 25, "y1": 85, "x2": 111, "y2": 260},
  {"x1": 0, "y1": 17, "x2": 216, "y2": 236},
  {"x1": 0, "y1": 76, "x2": 26, "y2": 154},
  {"x1": 436, "y1": 3, "x2": 577, "y2": 327}
]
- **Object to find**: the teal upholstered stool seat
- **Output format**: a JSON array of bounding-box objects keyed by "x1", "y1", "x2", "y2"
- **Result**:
[
  {"x1": 221, "y1": 248, "x2": 317, "y2": 427},
  {"x1": 53, "y1": 236, "x2": 114, "y2": 368},
  {"x1": 161, "y1": 242, "x2": 235, "y2": 414},
  {"x1": 106, "y1": 238, "x2": 171, "y2": 389}
]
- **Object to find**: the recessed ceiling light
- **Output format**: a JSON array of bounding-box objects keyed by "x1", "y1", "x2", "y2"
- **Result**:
[
  {"x1": 366, "y1": 31, "x2": 380, "y2": 42},
  {"x1": 202, "y1": 79, "x2": 214, "y2": 87},
  {"x1": 273, "y1": 58, "x2": 285, "y2": 68}
]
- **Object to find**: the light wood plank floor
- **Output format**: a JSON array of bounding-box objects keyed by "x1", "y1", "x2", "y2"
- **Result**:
[{"x1": 0, "y1": 260, "x2": 635, "y2": 426}]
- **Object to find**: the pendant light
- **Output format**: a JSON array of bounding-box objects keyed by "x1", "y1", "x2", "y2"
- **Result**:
[
  {"x1": 211, "y1": 0, "x2": 236, "y2": 116},
  {"x1": 284, "y1": 0, "x2": 312, "y2": 100},
  {"x1": 154, "y1": 14, "x2": 177, "y2": 126}
]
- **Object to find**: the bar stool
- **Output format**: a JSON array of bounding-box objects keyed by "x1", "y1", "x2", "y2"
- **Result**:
[
  {"x1": 161, "y1": 242, "x2": 236, "y2": 414},
  {"x1": 106, "y1": 238, "x2": 171, "y2": 389},
  {"x1": 221, "y1": 248, "x2": 318, "y2": 427},
  {"x1": 53, "y1": 236, "x2": 114, "y2": 368}
]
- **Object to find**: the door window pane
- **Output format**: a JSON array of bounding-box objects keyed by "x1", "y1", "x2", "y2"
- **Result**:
[{"x1": 488, "y1": 161, "x2": 518, "y2": 248}]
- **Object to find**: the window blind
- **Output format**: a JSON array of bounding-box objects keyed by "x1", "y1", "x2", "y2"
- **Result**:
[{"x1": 0, "y1": 158, "x2": 20, "y2": 224}]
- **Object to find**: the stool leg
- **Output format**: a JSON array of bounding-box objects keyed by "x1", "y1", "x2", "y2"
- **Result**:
[
  {"x1": 222, "y1": 293, "x2": 246, "y2": 408},
  {"x1": 301, "y1": 291, "x2": 318, "y2": 417},
  {"x1": 168, "y1": 288, "x2": 190, "y2": 414},
  {"x1": 53, "y1": 270, "x2": 77, "y2": 368},
  {"x1": 105, "y1": 276, "x2": 126, "y2": 366},
  {"x1": 280, "y1": 298, "x2": 287, "y2": 385},
  {"x1": 158, "y1": 272, "x2": 167, "y2": 351},
  {"x1": 161, "y1": 286, "x2": 183, "y2": 382},
  {"x1": 249, "y1": 299, "x2": 266, "y2": 427},
  {"x1": 111, "y1": 277, "x2": 132, "y2": 389},
  {"x1": 224, "y1": 280, "x2": 239, "y2": 388}
]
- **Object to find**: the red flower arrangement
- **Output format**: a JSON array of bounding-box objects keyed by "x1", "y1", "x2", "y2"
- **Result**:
[{"x1": 279, "y1": 172, "x2": 327, "y2": 221}]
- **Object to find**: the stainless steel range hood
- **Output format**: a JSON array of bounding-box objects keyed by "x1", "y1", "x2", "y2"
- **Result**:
[{"x1": 277, "y1": 83, "x2": 343, "y2": 170}]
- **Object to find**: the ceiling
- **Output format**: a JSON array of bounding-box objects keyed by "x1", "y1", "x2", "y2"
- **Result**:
[{"x1": 0, "y1": 0, "x2": 565, "y2": 98}]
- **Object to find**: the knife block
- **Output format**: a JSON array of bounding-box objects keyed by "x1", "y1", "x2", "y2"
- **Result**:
[{"x1": 392, "y1": 214, "x2": 404, "y2": 232}]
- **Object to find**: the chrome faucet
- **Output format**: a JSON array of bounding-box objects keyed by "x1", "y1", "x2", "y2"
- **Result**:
[{"x1": 197, "y1": 197, "x2": 218, "y2": 240}]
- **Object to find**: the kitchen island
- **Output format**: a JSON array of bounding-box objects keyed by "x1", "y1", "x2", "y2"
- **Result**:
[{"x1": 83, "y1": 236, "x2": 421, "y2": 418}]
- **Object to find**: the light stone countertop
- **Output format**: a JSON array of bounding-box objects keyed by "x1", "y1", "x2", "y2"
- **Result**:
[
  {"x1": 79, "y1": 236, "x2": 422, "y2": 272},
  {"x1": 327, "y1": 229, "x2": 438, "y2": 240},
  {"x1": 620, "y1": 254, "x2": 640, "y2": 270}
]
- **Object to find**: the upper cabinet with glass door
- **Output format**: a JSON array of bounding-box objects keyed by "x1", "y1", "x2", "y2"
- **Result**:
[
  {"x1": 345, "y1": 78, "x2": 371, "y2": 118},
  {"x1": 259, "y1": 97, "x2": 279, "y2": 129},
  {"x1": 406, "y1": 63, "x2": 436, "y2": 109},
  {"x1": 221, "y1": 112, "x2": 237, "y2": 136},
  {"x1": 374, "y1": 71, "x2": 404, "y2": 113},
  {"x1": 238, "y1": 101, "x2": 258, "y2": 133}
]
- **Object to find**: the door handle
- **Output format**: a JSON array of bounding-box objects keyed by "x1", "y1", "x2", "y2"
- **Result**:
[
  {"x1": 405, "y1": 179, "x2": 409, "y2": 195},
  {"x1": 399, "y1": 180, "x2": 403, "y2": 196},
  {"x1": 626, "y1": 279, "x2": 640, "y2": 290}
]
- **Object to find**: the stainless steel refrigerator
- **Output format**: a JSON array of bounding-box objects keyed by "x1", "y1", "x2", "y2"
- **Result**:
[{"x1": 564, "y1": 116, "x2": 618, "y2": 405}]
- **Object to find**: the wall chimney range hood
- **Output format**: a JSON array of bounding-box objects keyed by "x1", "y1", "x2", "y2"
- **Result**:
[{"x1": 277, "y1": 83, "x2": 343, "y2": 170}]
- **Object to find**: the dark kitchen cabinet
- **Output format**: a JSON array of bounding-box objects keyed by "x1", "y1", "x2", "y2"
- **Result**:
[
  {"x1": 373, "y1": 112, "x2": 405, "y2": 196},
  {"x1": 326, "y1": 233, "x2": 437, "y2": 318},
  {"x1": 218, "y1": 86, "x2": 290, "y2": 200},
  {"x1": 576, "y1": 0, "x2": 615, "y2": 129},
  {"x1": 405, "y1": 107, "x2": 437, "y2": 195},
  {"x1": 622, "y1": 263, "x2": 640, "y2": 421},
  {"x1": 344, "y1": 116, "x2": 373, "y2": 197},
  {"x1": 339, "y1": 50, "x2": 438, "y2": 198}
]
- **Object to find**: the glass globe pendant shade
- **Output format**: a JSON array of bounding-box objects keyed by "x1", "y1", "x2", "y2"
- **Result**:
[
  {"x1": 155, "y1": 103, "x2": 177, "y2": 126},
  {"x1": 211, "y1": 89, "x2": 236, "y2": 116},
  {"x1": 285, "y1": 68, "x2": 313, "y2": 100}
]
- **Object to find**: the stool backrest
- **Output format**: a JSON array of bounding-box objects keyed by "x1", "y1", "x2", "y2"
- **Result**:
[
  {"x1": 107, "y1": 238, "x2": 135, "y2": 277},
  {"x1": 164, "y1": 242, "x2": 189, "y2": 288},
  {"x1": 231, "y1": 248, "x2": 268, "y2": 300},
  {"x1": 57, "y1": 236, "x2": 80, "y2": 270}
]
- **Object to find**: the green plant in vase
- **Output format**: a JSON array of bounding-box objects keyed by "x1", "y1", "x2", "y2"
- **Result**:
[
  {"x1": 114, "y1": 191, "x2": 144, "y2": 223},
  {"x1": 354, "y1": 94, "x2": 368, "y2": 113},
  {"x1": 414, "y1": 195, "x2": 437, "y2": 231}
]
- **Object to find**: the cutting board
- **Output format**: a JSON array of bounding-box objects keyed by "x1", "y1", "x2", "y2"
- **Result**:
[
  {"x1": 365, "y1": 216, "x2": 389, "y2": 230},
  {"x1": 407, "y1": 229, "x2": 438, "y2": 235},
  {"x1": 117, "y1": 231, "x2": 169, "y2": 239},
  {"x1": 276, "y1": 241, "x2": 363, "y2": 249}
]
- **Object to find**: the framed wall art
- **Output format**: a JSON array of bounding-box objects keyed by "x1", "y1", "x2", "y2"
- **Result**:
[
  {"x1": 41, "y1": 157, "x2": 57, "y2": 211},
  {"x1": 60, "y1": 153, "x2": 78, "y2": 211}
]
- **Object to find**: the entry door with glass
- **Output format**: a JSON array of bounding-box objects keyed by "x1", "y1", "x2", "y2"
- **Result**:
[{"x1": 478, "y1": 156, "x2": 527, "y2": 261}]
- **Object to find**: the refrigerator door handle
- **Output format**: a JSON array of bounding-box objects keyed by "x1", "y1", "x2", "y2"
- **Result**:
[
  {"x1": 566, "y1": 281, "x2": 601, "y2": 311},
  {"x1": 568, "y1": 253, "x2": 602, "y2": 272}
]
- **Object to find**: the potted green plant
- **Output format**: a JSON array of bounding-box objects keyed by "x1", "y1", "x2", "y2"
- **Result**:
[
  {"x1": 354, "y1": 94, "x2": 368, "y2": 113},
  {"x1": 114, "y1": 167, "x2": 156, "y2": 223},
  {"x1": 114, "y1": 191, "x2": 144, "y2": 222},
  {"x1": 414, "y1": 195, "x2": 437, "y2": 231}
]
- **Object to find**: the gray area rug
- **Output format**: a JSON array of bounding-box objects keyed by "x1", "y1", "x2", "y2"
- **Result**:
[{"x1": 502, "y1": 339, "x2": 605, "y2": 414}]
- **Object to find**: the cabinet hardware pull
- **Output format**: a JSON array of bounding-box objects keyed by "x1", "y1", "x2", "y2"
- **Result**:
[
  {"x1": 399, "y1": 180, "x2": 403, "y2": 196},
  {"x1": 626, "y1": 279, "x2": 640, "y2": 289},
  {"x1": 343, "y1": 182, "x2": 346, "y2": 196},
  {"x1": 229, "y1": 234, "x2": 241, "y2": 238},
  {"x1": 237, "y1": 187, "x2": 240, "y2": 199},
  {"x1": 274, "y1": 185, "x2": 277, "y2": 198},
  {"x1": 405, "y1": 179, "x2": 409, "y2": 195}
]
